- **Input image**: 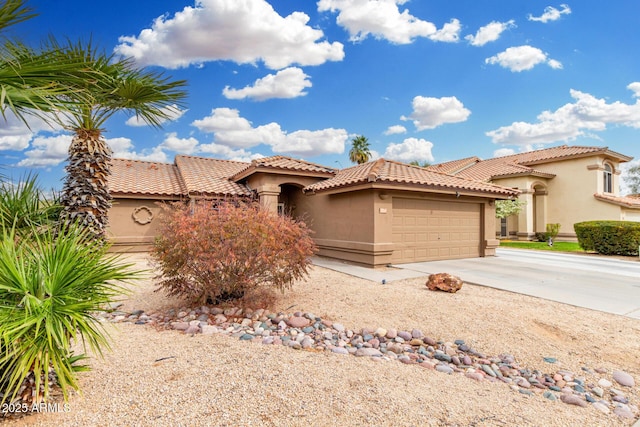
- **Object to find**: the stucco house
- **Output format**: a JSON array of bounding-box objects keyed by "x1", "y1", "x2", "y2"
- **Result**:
[
  {"x1": 107, "y1": 155, "x2": 518, "y2": 266},
  {"x1": 427, "y1": 145, "x2": 640, "y2": 241}
]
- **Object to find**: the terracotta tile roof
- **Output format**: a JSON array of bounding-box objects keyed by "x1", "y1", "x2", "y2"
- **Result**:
[
  {"x1": 594, "y1": 193, "x2": 640, "y2": 209},
  {"x1": 453, "y1": 145, "x2": 629, "y2": 182},
  {"x1": 304, "y1": 158, "x2": 519, "y2": 197},
  {"x1": 426, "y1": 156, "x2": 479, "y2": 174},
  {"x1": 174, "y1": 155, "x2": 252, "y2": 197},
  {"x1": 232, "y1": 155, "x2": 336, "y2": 180},
  {"x1": 109, "y1": 159, "x2": 187, "y2": 197}
]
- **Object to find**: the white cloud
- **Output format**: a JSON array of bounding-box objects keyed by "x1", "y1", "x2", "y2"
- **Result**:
[
  {"x1": 114, "y1": 0, "x2": 344, "y2": 70},
  {"x1": 317, "y1": 0, "x2": 460, "y2": 44},
  {"x1": 192, "y1": 107, "x2": 348, "y2": 156},
  {"x1": 485, "y1": 45, "x2": 562, "y2": 72},
  {"x1": 493, "y1": 148, "x2": 515, "y2": 158},
  {"x1": 465, "y1": 20, "x2": 515, "y2": 47},
  {"x1": 199, "y1": 143, "x2": 264, "y2": 163},
  {"x1": 16, "y1": 134, "x2": 71, "y2": 168},
  {"x1": 222, "y1": 67, "x2": 312, "y2": 101},
  {"x1": 429, "y1": 19, "x2": 462, "y2": 43},
  {"x1": 486, "y1": 83, "x2": 640, "y2": 146},
  {"x1": 0, "y1": 112, "x2": 60, "y2": 151},
  {"x1": 384, "y1": 125, "x2": 407, "y2": 135},
  {"x1": 111, "y1": 138, "x2": 169, "y2": 163},
  {"x1": 627, "y1": 82, "x2": 640, "y2": 97},
  {"x1": 528, "y1": 4, "x2": 571, "y2": 23},
  {"x1": 401, "y1": 95, "x2": 471, "y2": 130},
  {"x1": 125, "y1": 105, "x2": 186, "y2": 127},
  {"x1": 383, "y1": 137, "x2": 434, "y2": 163},
  {"x1": 160, "y1": 132, "x2": 199, "y2": 154}
]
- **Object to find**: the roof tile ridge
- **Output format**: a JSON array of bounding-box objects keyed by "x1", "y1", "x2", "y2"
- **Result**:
[
  {"x1": 176, "y1": 154, "x2": 251, "y2": 165},
  {"x1": 367, "y1": 158, "x2": 386, "y2": 182}
]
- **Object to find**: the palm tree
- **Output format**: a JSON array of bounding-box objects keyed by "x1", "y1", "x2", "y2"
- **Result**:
[
  {"x1": 56, "y1": 43, "x2": 187, "y2": 238},
  {"x1": 349, "y1": 135, "x2": 371, "y2": 164},
  {"x1": 0, "y1": 1, "x2": 94, "y2": 126}
]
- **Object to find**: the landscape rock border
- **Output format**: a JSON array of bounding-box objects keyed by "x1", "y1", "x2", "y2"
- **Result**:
[{"x1": 96, "y1": 303, "x2": 639, "y2": 423}]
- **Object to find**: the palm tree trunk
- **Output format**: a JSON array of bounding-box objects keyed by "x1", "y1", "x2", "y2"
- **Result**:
[{"x1": 60, "y1": 128, "x2": 112, "y2": 238}]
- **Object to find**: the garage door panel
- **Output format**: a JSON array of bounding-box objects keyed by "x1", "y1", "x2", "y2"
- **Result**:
[{"x1": 392, "y1": 198, "x2": 481, "y2": 263}]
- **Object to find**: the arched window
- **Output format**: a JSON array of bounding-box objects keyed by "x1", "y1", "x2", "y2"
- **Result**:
[{"x1": 603, "y1": 163, "x2": 613, "y2": 193}]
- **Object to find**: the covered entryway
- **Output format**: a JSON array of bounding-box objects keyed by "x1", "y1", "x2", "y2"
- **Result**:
[{"x1": 391, "y1": 198, "x2": 482, "y2": 263}]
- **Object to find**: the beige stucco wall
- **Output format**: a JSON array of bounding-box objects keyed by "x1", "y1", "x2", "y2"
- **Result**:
[
  {"x1": 493, "y1": 156, "x2": 624, "y2": 241},
  {"x1": 107, "y1": 197, "x2": 177, "y2": 252},
  {"x1": 302, "y1": 188, "x2": 497, "y2": 266}
]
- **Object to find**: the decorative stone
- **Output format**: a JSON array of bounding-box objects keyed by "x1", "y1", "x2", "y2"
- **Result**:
[
  {"x1": 592, "y1": 402, "x2": 610, "y2": 414},
  {"x1": 612, "y1": 371, "x2": 635, "y2": 387},
  {"x1": 426, "y1": 273, "x2": 463, "y2": 293},
  {"x1": 543, "y1": 391, "x2": 557, "y2": 401},
  {"x1": 560, "y1": 394, "x2": 587, "y2": 407},
  {"x1": 331, "y1": 347, "x2": 349, "y2": 355},
  {"x1": 543, "y1": 357, "x2": 557, "y2": 364},
  {"x1": 435, "y1": 364, "x2": 453, "y2": 374},
  {"x1": 184, "y1": 324, "x2": 200, "y2": 334},
  {"x1": 355, "y1": 348, "x2": 383, "y2": 357},
  {"x1": 613, "y1": 406, "x2": 635, "y2": 419},
  {"x1": 465, "y1": 372, "x2": 484, "y2": 381},
  {"x1": 598, "y1": 378, "x2": 612, "y2": 388},
  {"x1": 287, "y1": 316, "x2": 310, "y2": 328},
  {"x1": 592, "y1": 387, "x2": 604, "y2": 398}
]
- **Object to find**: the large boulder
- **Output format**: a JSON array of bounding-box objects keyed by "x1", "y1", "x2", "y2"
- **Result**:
[{"x1": 426, "y1": 273, "x2": 463, "y2": 293}]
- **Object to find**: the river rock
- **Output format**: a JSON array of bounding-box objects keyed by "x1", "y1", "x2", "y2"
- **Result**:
[
  {"x1": 355, "y1": 348, "x2": 383, "y2": 357},
  {"x1": 613, "y1": 406, "x2": 635, "y2": 419},
  {"x1": 598, "y1": 378, "x2": 612, "y2": 388},
  {"x1": 426, "y1": 273, "x2": 463, "y2": 293},
  {"x1": 560, "y1": 394, "x2": 587, "y2": 407},
  {"x1": 592, "y1": 402, "x2": 610, "y2": 414},
  {"x1": 287, "y1": 316, "x2": 310, "y2": 328},
  {"x1": 612, "y1": 371, "x2": 635, "y2": 387},
  {"x1": 436, "y1": 364, "x2": 453, "y2": 374}
]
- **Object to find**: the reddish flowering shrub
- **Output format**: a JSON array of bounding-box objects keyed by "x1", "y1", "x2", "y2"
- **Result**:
[{"x1": 151, "y1": 200, "x2": 317, "y2": 305}]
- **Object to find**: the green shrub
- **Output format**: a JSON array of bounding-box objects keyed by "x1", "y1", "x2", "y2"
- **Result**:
[
  {"x1": 0, "y1": 224, "x2": 139, "y2": 406},
  {"x1": 151, "y1": 200, "x2": 317, "y2": 306},
  {"x1": 574, "y1": 220, "x2": 640, "y2": 255},
  {"x1": 534, "y1": 232, "x2": 547, "y2": 242}
]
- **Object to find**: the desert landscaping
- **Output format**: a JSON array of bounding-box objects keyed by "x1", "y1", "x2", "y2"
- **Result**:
[{"x1": 4, "y1": 253, "x2": 640, "y2": 427}]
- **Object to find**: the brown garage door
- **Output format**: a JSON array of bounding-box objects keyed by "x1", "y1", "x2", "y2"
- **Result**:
[{"x1": 392, "y1": 198, "x2": 481, "y2": 263}]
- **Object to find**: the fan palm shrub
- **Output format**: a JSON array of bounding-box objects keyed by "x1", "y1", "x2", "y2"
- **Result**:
[
  {"x1": 0, "y1": 224, "x2": 139, "y2": 405},
  {"x1": 0, "y1": 172, "x2": 60, "y2": 235}
]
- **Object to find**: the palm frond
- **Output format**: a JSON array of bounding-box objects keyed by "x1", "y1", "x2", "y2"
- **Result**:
[{"x1": 0, "y1": 0, "x2": 36, "y2": 32}]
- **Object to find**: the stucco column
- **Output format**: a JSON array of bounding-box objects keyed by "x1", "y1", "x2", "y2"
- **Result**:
[
  {"x1": 256, "y1": 184, "x2": 281, "y2": 214},
  {"x1": 517, "y1": 190, "x2": 534, "y2": 240},
  {"x1": 483, "y1": 201, "x2": 500, "y2": 256},
  {"x1": 534, "y1": 191, "x2": 548, "y2": 233}
]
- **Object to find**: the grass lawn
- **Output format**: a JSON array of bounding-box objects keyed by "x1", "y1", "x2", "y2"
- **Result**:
[{"x1": 499, "y1": 240, "x2": 586, "y2": 253}]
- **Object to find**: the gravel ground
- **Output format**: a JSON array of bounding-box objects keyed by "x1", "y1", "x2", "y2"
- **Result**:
[{"x1": 4, "y1": 253, "x2": 640, "y2": 427}]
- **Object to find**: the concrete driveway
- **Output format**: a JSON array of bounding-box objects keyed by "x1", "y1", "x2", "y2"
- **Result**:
[
  {"x1": 313, "y1": 248, "x2": 640, "y2": 319},
  {"x1": 396, "y1": 248, "x2": 640, "y2": 320}
]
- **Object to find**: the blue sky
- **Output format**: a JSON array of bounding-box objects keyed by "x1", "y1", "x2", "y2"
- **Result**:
[{"x1": 3, "y1": 1, "x2": 640, "y2": 191}]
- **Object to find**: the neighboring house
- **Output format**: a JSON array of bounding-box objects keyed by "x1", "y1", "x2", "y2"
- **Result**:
[
  {"x1": 107, "y1": 155, "x2": 518, "y2": 266},
  {"x1": 427, "y1": 145, "x2": 639, "y2": 241}
]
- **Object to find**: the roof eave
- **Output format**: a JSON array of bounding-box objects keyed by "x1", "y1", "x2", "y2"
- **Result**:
[
  {"x1": 491, "y1": 171, "x2": 556, "y2": 180},
  {"x1": 304, "y1": 181, "x2": 519, "y2": 199},
  {"x1": 521, "y1": 149, "x2": 632, "y2": 166},
  {"x1": 232, "y1": 166, "x2": 335, "y2": 182},
  {"x1": 593, "y1": 193, "x2": 640, "y2": 209}
]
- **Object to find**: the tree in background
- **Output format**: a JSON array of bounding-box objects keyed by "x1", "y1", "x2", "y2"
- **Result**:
[
  {"x1": 349, "y1": 135, "x2": 371, "y2": 164},
  {"x1": 623, "y1": 164, "x2": 640, "y2": 194},
  {"x1": 495, "y1": 199, "x2": 525, "y2": 218},
  {"x1": 409, "y1": 160, "x2": 431, "y2": 168}
]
